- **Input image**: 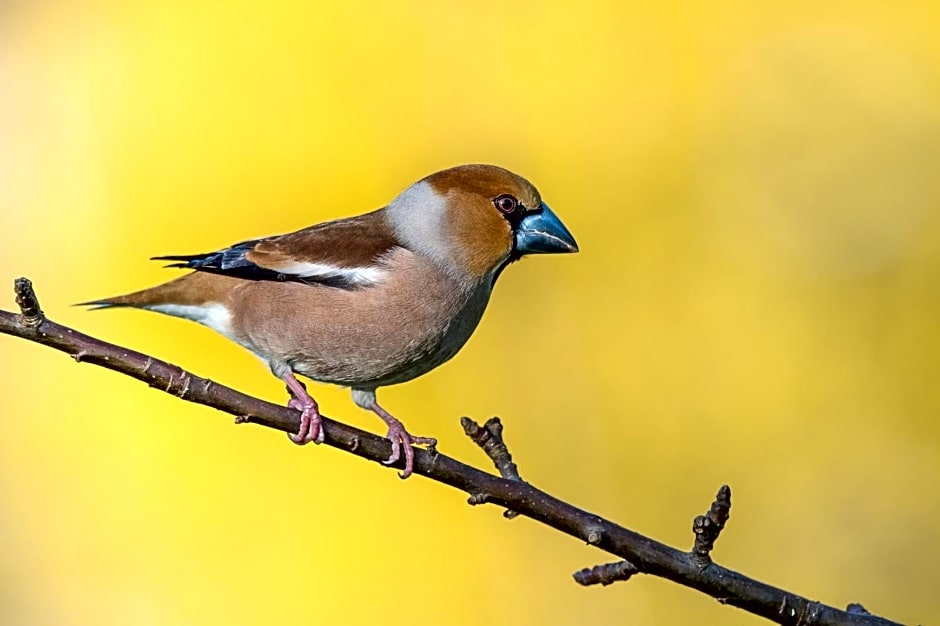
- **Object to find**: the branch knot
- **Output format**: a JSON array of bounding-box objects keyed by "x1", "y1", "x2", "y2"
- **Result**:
[
  {"x1": 14, "y1": 277, "x2": 44, "y2": 327},
  {"x1": 573, "y1": 560, "x2": 639, "y2": 587}
]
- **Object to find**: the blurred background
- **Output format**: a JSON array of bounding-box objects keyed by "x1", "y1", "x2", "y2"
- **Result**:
[{"x1": 2, "y1": 1, "x2": 939, "y2": 624}]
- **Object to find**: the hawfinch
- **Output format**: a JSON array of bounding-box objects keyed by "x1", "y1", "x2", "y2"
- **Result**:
[{"x1": 84, "y1": 164, "x2": 578, "y2": 477}]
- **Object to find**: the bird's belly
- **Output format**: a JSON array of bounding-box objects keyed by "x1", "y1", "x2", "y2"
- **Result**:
[{"x1": 233, "y1": 278, "x2": 491, "y2": 388}]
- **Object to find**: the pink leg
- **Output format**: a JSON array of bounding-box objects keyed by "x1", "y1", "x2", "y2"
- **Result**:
[
  {"x1": 282, "y1": 373, "x2": 324, "y2": 445},
  {"x1": 370, "y1": 402, "x2": 436, "y2": 478}
]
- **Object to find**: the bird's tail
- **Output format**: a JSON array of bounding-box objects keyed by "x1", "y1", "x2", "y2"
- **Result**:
[{"x1": 75, "y1": 272, "x2": 230, "y2": 311}]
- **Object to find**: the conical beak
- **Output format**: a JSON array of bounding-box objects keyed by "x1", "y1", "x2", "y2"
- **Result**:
[{"x1": 514, "y1": 203, "x2": 579, "y2": 255}]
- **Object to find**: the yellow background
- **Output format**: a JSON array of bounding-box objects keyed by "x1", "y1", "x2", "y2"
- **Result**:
[{"x1": 2, "y1": 2, "x2": 939, "y2": 624}]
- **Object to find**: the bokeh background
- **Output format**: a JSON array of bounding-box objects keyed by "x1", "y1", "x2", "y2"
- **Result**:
[{"x1": 2, "y1": 2, "x2": 939, "y2": 624}]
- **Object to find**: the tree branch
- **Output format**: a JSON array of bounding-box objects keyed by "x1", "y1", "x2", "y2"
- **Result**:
[{"x1": 0, "y1": 278, "x2": 905, "y2": 626}]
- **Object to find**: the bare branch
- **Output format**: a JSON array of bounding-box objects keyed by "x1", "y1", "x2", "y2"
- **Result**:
[{"x1": 0, "y1": 278, "x2": 906, "y2": 626}]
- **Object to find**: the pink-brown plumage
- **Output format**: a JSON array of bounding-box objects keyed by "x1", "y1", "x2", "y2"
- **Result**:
[{"x1": 84, "y1": 164, "x2": 578, "y2": 477}]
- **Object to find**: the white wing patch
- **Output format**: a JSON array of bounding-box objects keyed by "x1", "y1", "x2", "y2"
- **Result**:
[{"x1": 275, "y1": 262, "x2": 387, "y2": 286}]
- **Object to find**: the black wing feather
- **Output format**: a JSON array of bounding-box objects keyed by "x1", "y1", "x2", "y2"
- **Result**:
[{"x1": 151, "y1": 238, "x2": 363, "y2": 289}]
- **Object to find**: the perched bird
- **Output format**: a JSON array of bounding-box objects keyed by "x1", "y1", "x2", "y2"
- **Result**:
[{"x1": 83, "y1": 164, "x2": 578, "y2": 477}]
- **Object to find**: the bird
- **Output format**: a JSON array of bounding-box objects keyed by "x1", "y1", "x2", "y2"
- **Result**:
[{"x1": 82, "y1": 164, "x2": 578, "y2": 477}]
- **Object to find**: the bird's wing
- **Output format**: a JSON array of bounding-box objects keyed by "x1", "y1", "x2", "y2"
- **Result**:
[{"x1": 153, "y1": 209, "x2": 402, "y2": 289}]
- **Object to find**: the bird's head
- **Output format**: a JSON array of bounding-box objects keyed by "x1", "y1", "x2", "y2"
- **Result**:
[{"x1": 386, "y1": 164, "x2": 578, "y2": 284}]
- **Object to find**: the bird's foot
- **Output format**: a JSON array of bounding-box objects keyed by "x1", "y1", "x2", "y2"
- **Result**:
[
  {"x1": 282, "y1": 374, "x2": 324, "y2": 445},
  {"x1": 372, "y1": 404, "x2": 436, "y2": 478},
  {"x1": 288, "y1": 397, "x2": 324, "y2": 445}
]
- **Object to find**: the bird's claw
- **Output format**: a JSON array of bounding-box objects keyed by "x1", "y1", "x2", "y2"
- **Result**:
[
  {"x1": 288, "y1": 397, "x2": 325, "y2": 445},
  {"x1": 382, "y1": 420, "x2": 436, "y2": 479}
]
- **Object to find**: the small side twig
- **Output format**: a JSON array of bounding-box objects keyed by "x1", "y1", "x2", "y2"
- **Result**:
[
  {"x1": 692, "y1": 484, "x2": 732, "y2": 567},
  {"x1": 460, "y1": 417, "x2": 522, "y2": 481},
  {"x1": 461, "y1": 416, "x2": 523, "y2": 518},
  {"x1": 573, "y1": 560, "x2": 640, "y2": 586}
]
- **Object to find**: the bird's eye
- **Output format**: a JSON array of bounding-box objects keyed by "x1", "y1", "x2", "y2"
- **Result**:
[{"x1": 494, "y1": 194, "x2": 518, "y2": 214}]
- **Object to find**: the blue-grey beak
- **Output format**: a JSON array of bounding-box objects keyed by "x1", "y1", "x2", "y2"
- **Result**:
[{"x1": 514, "y1": 202, "x2": 579, "y2": 255}]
